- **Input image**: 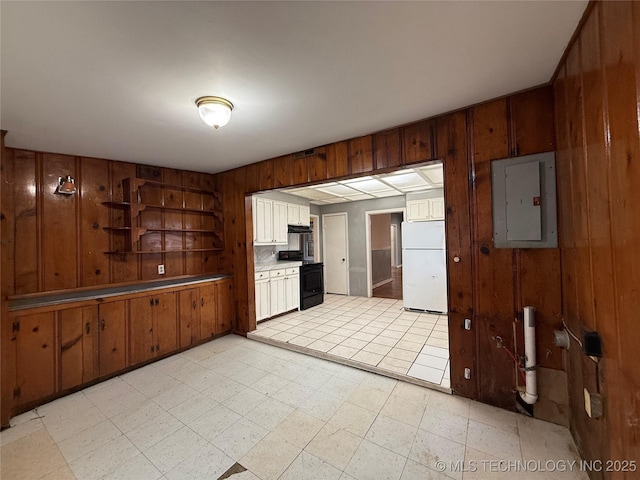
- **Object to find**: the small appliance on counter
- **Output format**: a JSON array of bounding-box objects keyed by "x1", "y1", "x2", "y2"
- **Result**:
[{"x1": 278, "y1": 250, "x2": 324, "y2": 310}]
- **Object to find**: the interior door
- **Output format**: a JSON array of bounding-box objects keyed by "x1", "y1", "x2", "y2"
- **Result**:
[{"x1": 323, "y1": 213, "x2": 349, "y2": 295}]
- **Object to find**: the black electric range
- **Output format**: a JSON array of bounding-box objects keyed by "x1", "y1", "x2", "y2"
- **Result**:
[{"x1": 278, "y1": 251, "x2": 324, "y2": 310}]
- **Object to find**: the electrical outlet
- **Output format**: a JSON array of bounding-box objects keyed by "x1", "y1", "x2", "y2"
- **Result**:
[
  {"x1": 158, "y1": 264, "x2": 165, "y2": 275},
  {"x1": 464, "y1": 368, "x2": 471, "y2": 379}
]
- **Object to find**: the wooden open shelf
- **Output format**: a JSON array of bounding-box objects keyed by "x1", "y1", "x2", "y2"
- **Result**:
[{"x1": 102, "y1": 177, "x2": 224, "y2": 254}]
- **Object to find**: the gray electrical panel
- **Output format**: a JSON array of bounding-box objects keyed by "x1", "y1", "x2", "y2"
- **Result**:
[{"x1": 492, "y1": 152, "x2": 557, "y2": 248}]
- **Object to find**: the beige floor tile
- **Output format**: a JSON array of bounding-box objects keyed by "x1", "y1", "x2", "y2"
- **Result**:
[
  {"x1": 211, "y1": 418, "x2": 269, "y2": 460},
  {"x1": 328, "y1": 344, "x2": 359, "y2": 359},
  {"x1": 378, "y1": 357, "x2": 412, "y2": 374},
  {"x1": 328, "y1": 402, "x2": 377, "y2": 438},
  {"x1": 165, "y1": 443, "x2": 234, "y2": 480},
  {"x1": 272, "y1": 409, "x2": 325, "y2": 448},
  {"x1": 420, "y1": 407, "x2": 469, "y2": 444},
  {"x1": 340, "y1": 337, "x2": 369, "y2": 349},
  {"x1": 466, "y1": 420, "x2": 522, "y2": 460},
  {"x1": 394, "y1": 339, "x2": 425, "y2": 352},
  {"x1": 102, "y1": 453, "x2": 162, "y2": 480},
  {"x1": 361, "y1": 342, "x2": 393, "y2": 356},
  {"x1": 308, "y1": 339, "x2": 338, "y2": 352},
  {"x1": 351, "y1": 349, "x2": 385, "y2": 366},
  {"x1": 240, "y1": 432, "x2": 302, "y2": 480},
  {"x1": 69, "y1": 435, "x2": 139, "y2": 480},
  {"x1": 365, "y1": 415, "x2": 417, "y2": 456},
  {"x1": 280, "y1": 451, "x2": 342, "y2": 480},
  {"x1": 347, "y1": 384, "x2": 391, "y2": 412},
  {"x1": 305, "y1": 423, "x2": 363, "y2": 470},
  {"x1": 1, "y1": 429, "x2": 68, "y2": 480},
  {"x1": 371, "y1": 335, "x2": 400, "y2": 346},
  {"x1": 409, "y1": 430, "x2": 465, "y2": 480},
  {"x1": 387, "y1": 348, "x2": 419, "y2": 362},
  {"x1": 351, "y1": 331, "x2": 377, "y2": 342},
  {"x1": 345, "y1": 439, "x2": 407, "y2": 480}
]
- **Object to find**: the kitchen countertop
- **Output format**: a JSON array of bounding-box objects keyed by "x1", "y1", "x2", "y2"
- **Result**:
[
  {"x1": 8, "y1": 274, "x2": 232, "y2": 311},
  {"x1": 255, "y1": 261, "x2": 302, "y2": 272}
]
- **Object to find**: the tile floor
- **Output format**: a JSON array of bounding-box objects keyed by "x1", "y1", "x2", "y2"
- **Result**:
[
  {"x1": 249, "y1": 294, "x2": 451, "y2": 389},
  {"x1": 0, "y1": 335, "x2": 587, "y2": 480}
]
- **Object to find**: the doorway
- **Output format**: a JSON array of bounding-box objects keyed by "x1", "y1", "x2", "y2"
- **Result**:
[
  {"x1": 322, "y1": 212, "x2": 349, "y2": 295},
  {"x1": 365, "y1": 208, "x2": 405, "y2": 299},
  {"x1": 390, "y1": 224, "x2": 398, "y2": 267}
]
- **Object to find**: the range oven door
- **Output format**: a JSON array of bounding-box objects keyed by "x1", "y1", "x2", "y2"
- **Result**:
[{"x1": 300, "y1": 264, "x2": 324, "y2": 309}]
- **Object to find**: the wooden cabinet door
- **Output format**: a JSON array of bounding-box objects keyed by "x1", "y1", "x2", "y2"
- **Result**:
[
  {"x1": 60, "y1": 307, "x2": 97, "y2": 390},
  {"x1": 155, "y1": 292, "x2": 177, "y2": 356},
  {"x1": 255, "y1": 279, "x2": 270, "y2": 321},
  {"x1": 14, "y1": 312, "x2": 56, "y2": 407},
  {"x1": 179, "y1": 288, "x2": 200, "y2": 348},
  {"x1": 128, "y1": 296, "x2": 155, "y2": 366},
  {"x1": 216, "y1": 280, "x2": 234, "y2": 334},
  {"x1": 200, "y1": 283, "x2": 217, "y2": 338},
  {"x1": 98, "y1": 301, "x2": 127, "y2": 376}
]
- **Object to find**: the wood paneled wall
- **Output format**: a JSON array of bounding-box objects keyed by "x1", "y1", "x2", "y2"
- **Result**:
[
  {"x1": 0, "y1": 148, "x2": 223, "y2": 297},
  {"x1": 554, "y1": 1, "x2": 640, "y2": 474},
  {"x1": 219, "y1": 85, "x2": 562, "y2": 407}
]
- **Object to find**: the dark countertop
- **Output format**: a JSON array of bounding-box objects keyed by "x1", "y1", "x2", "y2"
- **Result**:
[{"x1": 8, "y1": 274, "x2": 232, "y2": 311}]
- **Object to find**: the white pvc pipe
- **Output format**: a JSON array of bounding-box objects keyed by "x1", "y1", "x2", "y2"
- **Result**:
[{"x1": 519, "y1": 306, "x2": 538, "y2": 405}]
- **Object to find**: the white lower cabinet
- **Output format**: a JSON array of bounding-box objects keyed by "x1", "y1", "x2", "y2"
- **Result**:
[{"x1": 255, "y1": 267, "x2": 300, "y2": 321}]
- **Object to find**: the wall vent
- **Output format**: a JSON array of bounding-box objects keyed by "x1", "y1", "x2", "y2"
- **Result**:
[{"x1": 293, "y1": 148, "x2": 316, "y2": 159}]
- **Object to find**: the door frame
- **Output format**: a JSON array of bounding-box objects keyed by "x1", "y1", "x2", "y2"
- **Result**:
[
  {"x1": 365, "y1": 208, "x2": 406, "y2": 297},
  {"x1": 390, "y1": 224, "x2": 398, "y2": 268},
  {"x1": 310, "y1": 213, "x2": 320, "y2": 262},
  {"x1": 322, "y1": 212, "x2": 349, "y2": 295}
]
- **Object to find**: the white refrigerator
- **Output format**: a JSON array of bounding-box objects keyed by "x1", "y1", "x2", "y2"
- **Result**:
[{"x1": 402, "y1": 221, "x2": 447, "y2": 313}]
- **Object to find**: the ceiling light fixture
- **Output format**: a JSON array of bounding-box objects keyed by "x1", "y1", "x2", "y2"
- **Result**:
[{"x1": 195, "y1": 96, "x2": 234, "y2": 129}]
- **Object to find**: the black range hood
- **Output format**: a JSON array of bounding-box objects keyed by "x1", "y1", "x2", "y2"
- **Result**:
[{"x1": 288, "y1": 224, "x2": 313, "y2": 234}]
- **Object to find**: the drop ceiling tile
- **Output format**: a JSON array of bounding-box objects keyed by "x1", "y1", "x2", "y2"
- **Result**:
[
  {"x1": 343, "y1": 193, "x2": 374, "y2": 201},
  {"x1": 383, "y1": 173, "x2": 428, "y2": 189},
  {"x1": 317, "y1": 184, "x2": 360, "y2": 196},
  {"x1": 420, "y1": 165, "x2": 444, "y2": 185},
  {"x1": 371, "y1": 191, "x2": 404, "y2": 198},
  {"x1": 340, "y1": 176, "x2": 374, "y2": 185},
  {"x1": 345, "y1": 179, "x2": 394, "y2": 193}
]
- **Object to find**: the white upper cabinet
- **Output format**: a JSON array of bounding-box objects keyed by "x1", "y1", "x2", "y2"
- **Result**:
[
  {"x1": 286, "y1": 204, "x2": 311, "y2": 227},
  {"x1": 254, "y1": 197, "x2": 287, "y2": 245},
  {"x1": 406, "y1": 197, "x2": 445, "y2": 222}
]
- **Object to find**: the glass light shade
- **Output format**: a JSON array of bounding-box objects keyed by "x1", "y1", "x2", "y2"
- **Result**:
[{"x1": 196, "y1": 96, "x2": 233, "y2": 129}]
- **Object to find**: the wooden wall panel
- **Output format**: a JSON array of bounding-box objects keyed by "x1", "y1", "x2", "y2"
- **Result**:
[
  {"x1": 109, "y1": 161, "x2": 138, "y2": 283},
  {"x1": 402, "y1": 119, "x2": 433, "y2": 165},
  {"x1": 79, "y1": 157, "x2": 111, "y2": 287},
  {"x1": 508, "y1": 88, "x2": 555, "y2": 157},
  {"x1": 554, "y1": 0, "x2": 640, "y2": 472},
  {"x1": 12, "y1": 150, "x2": 38, "y2": 294},
  {"x1": 41, "y1": 153, "x2": 78, "y2": 291},
  {"x1": 326, "y1": 141, "x2": 348, "y2": 179},
  {"x1": 258, "y1": 159, "x2": 275, "y2": 191},
  {"x1": 291, "y1": 155, "x2": 309, "y2": 186},
  {"x1": 308, "y1": 147, "x2": 328, "y2": 183},
  {"x1": 348, "y1": 135, "x2": 373, "y2": 174},
  {"x1": 437, "y1": 112, "x2": 475, "y2": 398},
  {"x1": 273, "y1": 155, "x2": 293, "y2": 188},
  {"x1": 373, "y1": 128, "x2": 401, "y2": 170}
]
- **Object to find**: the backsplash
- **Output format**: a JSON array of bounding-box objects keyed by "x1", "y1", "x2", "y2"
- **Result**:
[{"x1": 254, "y1": 234, "x2": 301, "y2": 264}]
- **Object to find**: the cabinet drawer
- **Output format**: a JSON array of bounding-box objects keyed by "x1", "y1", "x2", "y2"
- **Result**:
[
  {"x1": 269, "y1": 269, "x2": 286, "y2": 278},
  {"x1": 285, "y1": 267, "x2": 299, "y2": 276},
  {"x1": 255, "y1": 271, "x2": 269, "y2": 280}
]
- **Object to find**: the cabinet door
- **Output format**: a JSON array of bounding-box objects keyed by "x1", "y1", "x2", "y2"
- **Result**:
[
  {"x1": 273, "y1": 201, "x2": 288, "y2": 244},
  {"x1": 128, "y1": 296, "x2": 155, "y2": 366},
  {"x1": 179, "y1": 288, "x2": 200, "y2": 348},
  {"x1": 98, "y1": 301, "x2": 127, "y2": 376},
  {"x1": 407, "y1": 199, "x2": 429, "y2": 221},
  {"x1": 428, "y1": 198, "x2": 445, "y2": 220},
  {"x1": 287, "y1": 204, "x2": 300, "y2": 226},
  {"x1": 60, "y1": 307, "x2": 97, "y2": 390},
  {"x1": 200, "y1": 283, "x2": 217, "y2": 338},
  {"x1": 155, "y1": 292, "x2": 178, "y2": 356},
  {"x1": 14, "y1": 312, "x2": 56, "y2": 407},
  {"x1": 270, "y1": 276, "x2": 287, "y2": 316},
  {"x1": 255, "y1": 279, "x2": 270, "y2": 321},
  {"x1": 285, "y1": 275, "x2": 300, "y2": 311},
  {"x1": 255, "y1": 197, "x2": 273, "y2": 243},
  {"x1": 252, "y1": 196, "x2": 258, "y2": 242},
  {"x1": 299, "y1": 206, "x2": 311, "y2": 226},
  {"x1": 216, "y1": 280, "x2": 234, "y2": 334}
]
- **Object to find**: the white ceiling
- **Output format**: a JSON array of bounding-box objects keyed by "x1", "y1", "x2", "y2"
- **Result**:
[
  {"x1": 284, "y1": 163, "x2": 444, "y2": 205},
  {"x1": 1, "y1": 1, "x2": 586, "y2": 174}
]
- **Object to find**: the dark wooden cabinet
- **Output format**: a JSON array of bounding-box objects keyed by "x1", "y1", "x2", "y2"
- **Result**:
[
  {"x1": 13, "y1": 312, "x2": 56, "y2": 407},
  {"x1": 216, "y1": 279, "x2": 234, "y2": 334},
  {"x1": 200, "y1": 283, "x2": 217, "y2": 339},
  {"x1": 98, "y1": 301, "x2": 127, "y2": 376},
  {"x1": 59, "y1": 307, "x2": 97, "y2": 390},
  {"x1": 129, "y1": 292, "x2": 177, "y2": 365},
  {"x1": 178, "y1": 288, "x2": 200, "y2": 348}
]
